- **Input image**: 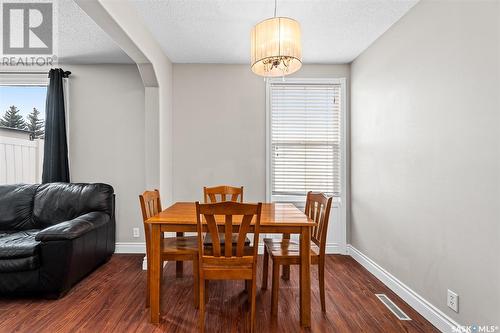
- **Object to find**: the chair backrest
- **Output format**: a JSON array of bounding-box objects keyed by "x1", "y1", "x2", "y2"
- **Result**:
[
  {"x1": 139, "y1": 189, "x2": 162, "y2": 259},
  {"x1": 304, "y1": 192, "x2": 333, "y2": 255},
  {"x1": 195, "y1": 201, "x2": 261, "y2": 265},
  {"x1": 203, "y1": 185, "x2": 244, "y2": 203},
  {"x1": 139, "y1": 189, "x2": 162, "y2": 222}
]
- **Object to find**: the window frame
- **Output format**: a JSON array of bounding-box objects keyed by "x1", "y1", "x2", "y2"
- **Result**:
[
  {"x1": 266, "y1": 77, "x2": 347, "y2": 203},
  {"x1": 265, "y1": 77, "x2": 347, "y2": 254},
  {"x1": 0, "y1": 73, "x2": 49, "y2": 184},
  {"x1": 0, "y1": 73, "x2": 49, "y2": 86}
]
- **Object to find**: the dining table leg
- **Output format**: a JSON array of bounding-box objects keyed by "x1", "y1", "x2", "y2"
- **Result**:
[
  {"x1": 281, "y1": 233, "x2": 290, "y2": 280},
  {"x1": 299, "y1": 226, "x2": 311, "y2": 327},
  {"x1": 149, "y1": 224, "x2": 162, "y2": 323}
]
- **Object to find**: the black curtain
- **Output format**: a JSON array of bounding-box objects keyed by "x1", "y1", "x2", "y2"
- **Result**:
[{"x1": 42, "y1": 68, "x2": 70, "y2": 183}]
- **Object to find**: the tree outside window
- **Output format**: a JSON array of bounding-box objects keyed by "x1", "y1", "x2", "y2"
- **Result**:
[{"x1": 0, "y1": 86, "x2": 46, "y2": 140}]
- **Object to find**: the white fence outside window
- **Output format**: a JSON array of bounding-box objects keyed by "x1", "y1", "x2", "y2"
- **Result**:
[{"x1": 0, "y1": 135, "x2": 44, "y2": 184}]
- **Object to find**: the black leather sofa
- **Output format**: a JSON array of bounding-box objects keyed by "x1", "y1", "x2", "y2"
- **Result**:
[{"x1": 0, "y1": 183, "x2": 115, "y2": 298}]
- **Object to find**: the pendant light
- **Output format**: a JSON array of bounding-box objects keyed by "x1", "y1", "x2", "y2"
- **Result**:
[{"x1": 250, "y1": 0, "x2": 302, "y2": 77}]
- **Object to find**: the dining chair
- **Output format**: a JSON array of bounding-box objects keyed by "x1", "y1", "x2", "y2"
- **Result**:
[
  {"x1": 202, "y1": 185, "x2": 249, "y2": 246},
  {"x1": 139, "y1": 189, "x2": 199, "y2": 308},
  {"x1": 196, "y1": 201, "x2": 262, "y2": 333},
  {"x1": 203, "y1": 185, "x2": 244, "y2": 203},
  {"x1": 203, "y1": 185, "x2": 251, "y2": 293},
  {"x1": 261, "y1": 192, "x2": 333, "y2": 316}
]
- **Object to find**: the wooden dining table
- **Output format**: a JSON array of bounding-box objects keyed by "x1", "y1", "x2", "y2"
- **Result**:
[{"x1": 145, "y1": 202, "x2": 316, "y2": 327}]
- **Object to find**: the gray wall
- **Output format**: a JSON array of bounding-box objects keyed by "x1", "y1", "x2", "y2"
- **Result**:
[
  {"x1": 350, "y1": 0, "x2": 500, "y2": 325},
  {"x1": 65, "y1": 64, "x2": 146, "y2": 243},
  {"x1": 172, "y1": 64, "x2": 350, "y2": 202}
]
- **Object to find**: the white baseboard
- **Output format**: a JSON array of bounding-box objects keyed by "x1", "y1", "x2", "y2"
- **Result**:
[
  {"x1": 325, "y1": 242, "x2": 347, "y2": 254},
  {"x1": 115, "y1": 242, "x2": 146, "y2": 254},
  {"x1": 347, "y1": 244, "x2": 460, "y2": 333}
]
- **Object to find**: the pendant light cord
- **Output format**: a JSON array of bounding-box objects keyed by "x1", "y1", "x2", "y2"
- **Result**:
[{"x1": 274, "y1": 0, "x2": 277, "y2": 17}]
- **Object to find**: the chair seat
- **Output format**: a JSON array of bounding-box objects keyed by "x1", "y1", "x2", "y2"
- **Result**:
[
  {"x1": 162, "y1": 236, "x2": 198, "y2": 255},
  {"x1": 263, "y1": 238, "x2": 319, "y2": 264},
  {"x1": 203, "y1": 233, "x2": 250, "y2": 246},
  {"x1": 203, "y1": 244, "x2": 255, "y2": 257}
]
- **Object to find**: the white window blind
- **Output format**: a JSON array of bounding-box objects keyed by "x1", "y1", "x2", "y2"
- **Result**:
[{"x1": 269, "y1": 82, "x2": 342, "y2": 200}]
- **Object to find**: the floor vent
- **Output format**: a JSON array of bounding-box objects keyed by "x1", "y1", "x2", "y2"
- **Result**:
[{"x1": 375, "y1": 294, "x2": 411, "y2": 321}]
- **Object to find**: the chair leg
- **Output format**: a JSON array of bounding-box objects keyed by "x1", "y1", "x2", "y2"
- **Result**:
[
  {"x1": 319, "y1": 262, "x2": 326, "y2": 312},
  {"x1": 175, "y1": 232, "x2": 184, "y2": 278},
  {"x1": 281, "y1": 234, "x2": 290, "y2": 281},
  {"x1": 246, "y1": 280, "x2": 251, "y2": 303},
  {"x1": 193, "y1": 256, "x2": 199, "y2": 308},
  {"x1": 199, "y1": 277, "x2": 205, "y2": 333},
  {"x1": 271, "y1": 262, "x2": 280, "y2": 317},
  {"x1": 261, "y1": 247, "x2": 269, "y2": 290},
  {"x1": 176, "y1": 261, "x2": 184, "y2": 278},
  {"x1": 205, "y1": 280, "x2": 209, "y2": 304},
  {"x1": 159, "y1": 260, "x2": 164, "y2": 283},
  {"x1": 250, "y1": 278, "x2": 257, "y2": 333},
  {"x1": 176, "y1": 233, "x2": 185, "y2": 278},
  {"x1": 145, "y1": 256, "x2": 150, "y2": 308}
]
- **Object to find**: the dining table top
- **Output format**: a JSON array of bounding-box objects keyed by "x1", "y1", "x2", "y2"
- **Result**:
[{"x1": 146, "y1": 202, "x2": 316, "y2": 227}]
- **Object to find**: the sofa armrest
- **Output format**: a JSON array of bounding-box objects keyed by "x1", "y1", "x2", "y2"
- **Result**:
[{"x1": 35, "y1": 212, "x2": 110, "y2": 241}]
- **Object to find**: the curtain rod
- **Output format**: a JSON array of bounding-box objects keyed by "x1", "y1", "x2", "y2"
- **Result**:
[
  {"x1": 0, "y1": 70, "x2": 71, "y2": 77},
  {"x1": 0, "y1": 71, "x2": 48, "y2": 74}
]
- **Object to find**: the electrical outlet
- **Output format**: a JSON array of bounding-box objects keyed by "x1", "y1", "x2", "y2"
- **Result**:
[
  {"x1": 133, "y1": 227, "x2": 140, "y2": 238},
  {"x1": 447, "y1": 289, "x2": 459, "y2": 312}
]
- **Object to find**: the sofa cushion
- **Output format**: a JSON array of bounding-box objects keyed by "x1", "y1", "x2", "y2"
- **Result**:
[
  {"x1": 0, "y1": 230, "x2": 40, "y2": 258},
  {"x1": 0, "y1": 184, "x2": 39, "y2": 231},
  {"x1": 0, "y1": 230, "x2": 40, "y2": 272},
  {"x1": 0, "y1": 256, "x2": 40, "y2": 272},
  {"x1": 33, "y1": 183, "x2": 114, "y2": 228}
]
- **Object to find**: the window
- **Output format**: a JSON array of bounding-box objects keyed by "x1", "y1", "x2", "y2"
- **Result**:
[
  {"x1": 267, "y1": 79, "x2": 345, "y2": 206},
  {"x1": 0, "y1": 74, "x2": 48, "y2": 184}
]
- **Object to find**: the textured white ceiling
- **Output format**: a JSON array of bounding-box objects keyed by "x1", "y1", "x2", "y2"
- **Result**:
[
  {"x1": 130, "y1": 0, "x2": 418, "y2": 64},
  {"x1": 57, "y1": 0, "x2": 132, "y2": 64}
]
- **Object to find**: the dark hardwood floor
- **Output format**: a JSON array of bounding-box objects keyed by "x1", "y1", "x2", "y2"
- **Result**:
[{"x1": 0, "y1": 254, "x2": 438, "y2": 333}]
